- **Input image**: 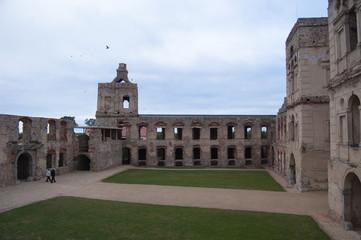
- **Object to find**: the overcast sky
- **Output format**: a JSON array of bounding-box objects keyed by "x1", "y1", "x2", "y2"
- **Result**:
[{"x1": 0, "y1": 0, "x2": 328, "y2": 126}]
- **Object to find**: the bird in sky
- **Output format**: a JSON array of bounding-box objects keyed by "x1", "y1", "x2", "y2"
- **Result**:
[{"x1": 106, "y1": 45, "x2": 109, "y2": 49}]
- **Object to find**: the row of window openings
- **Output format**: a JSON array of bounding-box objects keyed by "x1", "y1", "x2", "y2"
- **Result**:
[
  {"x1": 151, "y1": 126, "x2": 267, "y2": 140},
  {"x1": 18, "y1": 120, "x2": 68, "y2": 141},
  {"x1": 137, "y1": 146, "x2": 269, "y2": 161},
  {"x1": 46, "y1": 153, "x2": 65, "y2": 169}
]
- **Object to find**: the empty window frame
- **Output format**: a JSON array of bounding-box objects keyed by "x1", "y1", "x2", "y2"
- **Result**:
[
  {"x1": 193, "y1": 128, "x2": 201, "y2": 140},
  {"x1": 211, "y1": 147, "x2": 218, "y2": 159},
  {"x1": 175, "y1": 147, "x2": 183, "y2": 160},
  {"x1": 138, "y1": 148, "x2": 147, "y2": 160},
  {"x1": 210, "y1": 128, "x2": 218, "y2": 140},
  {"x1": 261, "y1": 146, "x2": 269, "y2": 158},
  {"x1": 174, "y1": 128, "x2": 183, "y2": 140},
  {"x1": 227, "y1": 147, "x2": 236, "y2": 159},
  {"x1": 245, "y1": 126, "x2": 252, "y2": 139},
  {"x1": 118, "y1": 122, "x2": 127, "y2": 140},
  {"x1": 157, "y1": 147, "x2": 166, "y2": 160},
  {"x1": 18, "y1": 118, "x2": 31, "y2": 140},
  {"x1": 349, "y1": 8, "x2": 358, "y2": 52},
  {"x1": 47, "y1": 120, "x2": 56, "y2": 141},
  {"x1": 122, "y1": 96, "x2": 130, "y2": 109},
  {"x1": 193, "y1": 147, "x2": 201, "y2": 159},
  {"x1": 156, "y1": 127, "x2": 165, "y2": 140},
  {"x1": 46, "y1": 153, "x2": 53, "y2": 169},
  {"x1": 60, "y1": 121, "x2": 67, "y2": 141},
  {"x1": 245, "y1": 147, "x2": 252, "y2": 159},
  {"x1": 227, "y1": 126, "x2": 235, "y2": 139},
  {"x1": 58, "y1": 152, "x2": 64, "y2": 167},
  {"x1": 139, "y1": 126, "x2": 147, "y2": 140},
  {"x1": 261, "y1": 126, "x2": 268, "y2": 139}
]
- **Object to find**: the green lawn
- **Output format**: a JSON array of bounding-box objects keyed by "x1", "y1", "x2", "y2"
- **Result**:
[
  {"x1": 0, "y1": 196, "x2": 330, "y2": 240},
  {"x1": 103, "y1": 169, "x2": 285, "y2": 191}
]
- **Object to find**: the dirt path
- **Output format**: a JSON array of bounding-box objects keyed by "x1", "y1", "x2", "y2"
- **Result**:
[{"x1": 0, "y1": 166, "x2": 358, "y2": 240}]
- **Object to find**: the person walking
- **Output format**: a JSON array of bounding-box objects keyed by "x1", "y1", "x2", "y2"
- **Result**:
[
  {"x1": 50, "y1": 169, "x2": 56, "y2": 183},
  {"x1": 46, "y1": 169, "x2": 51, "y2": 182}
]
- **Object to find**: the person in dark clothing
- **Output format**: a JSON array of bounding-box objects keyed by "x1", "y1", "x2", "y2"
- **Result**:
[{"x1": 50, "y1": 169, "x2": 56, "y2": 183}]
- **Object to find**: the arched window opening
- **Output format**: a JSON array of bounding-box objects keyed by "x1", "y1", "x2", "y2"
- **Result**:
[
  {"x1": 245, "y1": 147, "x2": 252, "y2": 159},
  {"x1": 157, "y1": 147, "x2": 166, "y2": 160},
  {"x1": 60, "y1": 121, "x2": 67, "y2": 142},
  {"x1": 175, "y1": 147, "x2": 183, "y2": 160},
  {"x1": 193, "y1": 147, "x2": 201, "y2": 160},
  {"x1": 18, "y1": 118, "x2": 31, "y2": 140},
  {"x1": 47, "y1": 120, "x2": 56, "y2": 141},
  {"x1": 290, "y1": 115, "x2": 295, "y2": 141},
  {"x1": 122, "y1": 96, "x2": 130, "y2": 109},
  {"x1": 228, "y1": 126, "x2": 235, "y2": 139},
  {"x1": 261, "y1": 126, "x2": 268, "y2": 139},
  {"x1": 211, "y1": 147, "x2": 218, "y2": 160},
  {"x1": 58, "y1": 152, "x2": 64, "y2": 167},
  {"x1": 227, "y1": 147, "x2": 235, "y2": 159},
  {"x1": 193, "y1": 128, "x2": 201, "y2": 140},
  {"x1": 157, "y1": 127, "x2": 165, "y2": 140},
  {"x1": 210, "y1": 128, "x2": 218, "y2": 140},
  {"x1": 46, "y1": 153, "x2": 53, "y2": 169},
  {"x1": 138, "y1": 148, "x2": 147, "y2": 161},
  {"x1": 245, "y1": 126, "x2": 252, "y2": 139},
  {"x1": 289, "y1": 154, "x2": 296, "y2": 185},
  {"x1": 139, "y1": 126, "x2": 147, "y2": 140},
  {"x1": 174, "y1": 128, "x2": 183, "y2": 140}
]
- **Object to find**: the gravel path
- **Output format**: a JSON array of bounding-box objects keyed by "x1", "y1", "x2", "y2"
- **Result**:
[{"x1": 0, "y1": 166, "x2": 358, "y2": 240}]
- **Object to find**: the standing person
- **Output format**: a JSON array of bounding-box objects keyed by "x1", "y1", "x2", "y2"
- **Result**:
[
  {"x1": 46, "y1": 169, "x2": 51, "y2": 182},
  {"x1": 50, "y1": 169, "x2": 56, "y2": 183}
]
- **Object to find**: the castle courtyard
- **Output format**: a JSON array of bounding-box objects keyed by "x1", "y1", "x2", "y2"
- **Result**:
[{"x1": 0, "y1": 166, "x2": 357, "y2": 240}]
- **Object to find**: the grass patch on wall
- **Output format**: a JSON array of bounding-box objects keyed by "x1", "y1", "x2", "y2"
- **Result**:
[
  {"x1": 0, "y1": 196, "x2": 330, "y2": 240},
  {"x1": 103, "y1": 169, "x2": 285, "y2": 191}
]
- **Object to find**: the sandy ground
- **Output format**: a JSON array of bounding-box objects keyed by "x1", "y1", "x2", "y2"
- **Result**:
[{"x1": 0, "y1": 166, "x2": 358, "y2": 240}]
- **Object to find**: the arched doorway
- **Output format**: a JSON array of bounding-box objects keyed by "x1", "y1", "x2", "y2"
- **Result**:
[
  {"x1": 75, "y1": 155, "x2": 91, "y2": 170},
  {"x1": 289, "y1": 154, "x2": 296, "y2": 184},
  {"x1": 16, "y1": 152, "x2": 33, "y2": 180},
  {"x1": 344, "y1": 172, "x2": 361, "y2": 229},
  {"x1": 122, "y1": 147, "x2": 131, "y2": 165}
]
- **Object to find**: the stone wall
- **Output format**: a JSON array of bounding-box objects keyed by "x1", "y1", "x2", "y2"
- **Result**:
[{"x1": 0, "y1": 114, "x2": 75, "y2": 186}]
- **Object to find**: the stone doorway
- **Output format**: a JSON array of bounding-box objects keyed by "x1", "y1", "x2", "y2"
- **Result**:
[
  {"x1": 122, "y1": 147, "x2": 131, "y2": 165},
  {"x1": 343, "y1": 172, "x2": 361, "y2": 230},
  {"x1": 16, "y1": 152, "x2": 33, "y2": 180},
  {"x1": 75, "y1": 155, "x2": 91, "y2": 170}
]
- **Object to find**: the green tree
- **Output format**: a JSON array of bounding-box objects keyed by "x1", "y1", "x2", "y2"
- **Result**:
[{"x1": 84, "y1": 118, "x2": 96, "y2": 127}]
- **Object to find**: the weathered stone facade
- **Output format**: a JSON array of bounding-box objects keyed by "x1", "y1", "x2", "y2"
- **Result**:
[
  {"x1": 0, "y1": 114, "x2": 75, "y2": 186},
  {"x1": 274, "y1": 18, "x2": 330, "y2": 191},
  {"x1": 93, "y1": 64, "x2": 276, "y2": 168},
  {"x1": 327, "y1": 0, "x2": 361, "y2": 230}
]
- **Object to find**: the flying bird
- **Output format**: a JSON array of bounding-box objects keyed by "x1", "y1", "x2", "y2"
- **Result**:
[{"x1": 106, "y1": 45, "x2": 109, "y2": 49}]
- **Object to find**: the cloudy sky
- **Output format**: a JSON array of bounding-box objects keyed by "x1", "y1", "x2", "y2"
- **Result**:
[{"x1": 0, "y1": 0, "x2": 328, "y2": 126}]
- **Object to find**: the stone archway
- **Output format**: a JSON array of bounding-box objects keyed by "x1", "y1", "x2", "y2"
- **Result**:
[
  {"x1": 15, "y1": 152, "x2": 34, "y2": 181},
  {"x1": 75, "y1": 155, "x2": 91, "y2": 170},
  {"x1": 343, "y1": 172, "x2": 361, "y2": 230},
  {"x1": 289, "y1": 154, "x2": 296, "y2": 185},
  {"x1": 122, "y1": 147, "x2": 131, "y2": 165}
]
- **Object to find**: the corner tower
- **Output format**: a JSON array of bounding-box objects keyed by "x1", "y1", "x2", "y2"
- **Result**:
[{"x1": 96, "y1": 63, "x2": 138, "y2": 125}]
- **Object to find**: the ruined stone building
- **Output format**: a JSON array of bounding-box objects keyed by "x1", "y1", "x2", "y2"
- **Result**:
[
  {"x1": 2, "y1": 0, "x2": 361, "y2": 232},
  {"x1": 327, "y1": 0, "x2": 361, "y2": 230},
  {"x1": 0, "y1": 115, "x2": 75, "y2": 186},
  {"x1": 86, "y1": 63, "x2": 276, "y2": 169},
  {"x1": 0, "y1": 63, "x2": 275, "y2": 186},
  {"x1": 274, "y1": 18, "x2": 331, "y2": 191}
]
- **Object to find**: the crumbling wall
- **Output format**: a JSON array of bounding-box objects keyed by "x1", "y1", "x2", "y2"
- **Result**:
[{"x1": 0, "y1": 114, "x2": 75, "y2": 186}]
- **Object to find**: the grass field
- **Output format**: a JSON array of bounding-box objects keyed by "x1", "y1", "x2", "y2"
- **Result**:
[
  {"x1": 0, "y1": 196, "x2": 330, "y2": 240},
  {"x1": 102, "y1": 169, "x2": 285, "y2": 191}
]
